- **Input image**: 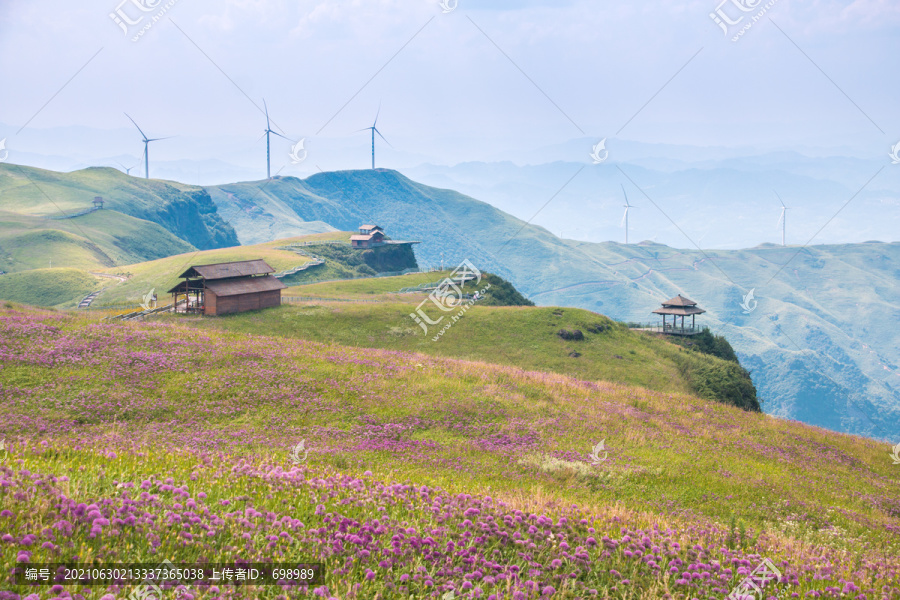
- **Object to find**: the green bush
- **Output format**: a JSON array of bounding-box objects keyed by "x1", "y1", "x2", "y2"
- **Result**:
[
  {"x1": 670, "y1": 329, "x2": 739, "y2": 363},
  {"x1": 674, "y1": 352, "x2": 759, "y2": 412},
  {"x1": 466, "y1": 273, "x2": 534, "y2": 307}
]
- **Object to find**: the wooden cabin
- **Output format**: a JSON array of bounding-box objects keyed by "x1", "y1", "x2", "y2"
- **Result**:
[
  {"x1": 167, "y1": 259, "x2": 286, "y2": 316},
  {"x1": 351, "y1": 224, "x2": 386, "y2": 249},
  {"x1": 652, "y1": 294, "x2": 706, "y2": 335}
]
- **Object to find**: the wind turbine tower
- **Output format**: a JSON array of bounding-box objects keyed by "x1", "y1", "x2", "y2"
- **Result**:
[
  {"x1": 621, "y1": 184, "x2": 633, "y2": 244},
  {"x1": 775, "y1": 191, "x2": 788, "y2": 246},
  {"x1": 124, "y1": 113, "x2": 170, "y2": 179},
  {"x1": 359, "y1": 105, "x2": 391, "y2": 169},
  {"x1": 262, "y1": 99, "x2": 290, "y2": 179}
]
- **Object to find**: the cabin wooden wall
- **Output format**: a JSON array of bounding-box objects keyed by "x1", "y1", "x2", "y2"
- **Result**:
[{"x1": 208, "y1": 290, "x2": 281, "y2": 316}]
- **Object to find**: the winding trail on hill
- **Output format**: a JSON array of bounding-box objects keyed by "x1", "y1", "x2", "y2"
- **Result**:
[{"x1": 78, "y1": 272, "x2": 131, "y2": 308}]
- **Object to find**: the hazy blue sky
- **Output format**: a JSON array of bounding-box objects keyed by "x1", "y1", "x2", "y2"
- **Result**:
[{"x1": 2, "y1": 0, "x2": 899, "y2": 173}]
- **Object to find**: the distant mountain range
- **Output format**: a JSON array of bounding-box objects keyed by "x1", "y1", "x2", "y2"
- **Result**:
[
  {"x1": 0, "y1": 163, "x2": 896, "y2": 440},
  {"x1": 400, "y1": 153, "x2": 900, "y2": 251}
]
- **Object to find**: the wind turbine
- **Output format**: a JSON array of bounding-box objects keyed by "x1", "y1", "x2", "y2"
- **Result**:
[
  {"x1": 358, "y1": 105, "x2": 391, "y2": 169},
  {"x1": 621, "y1": 184, "x2": 633, "y2": 244},
  {"x1": 774, "y1": 190, "x2": 788, "y2": 246},
  {"x1": 261, "y1": 99, "x2": 290, "y2": 179},
  {"x1": 115, "y1": 159, "x2": 139, "y2": 176},
  {"x1": 124, "y1": 113, "x2": 170, "y2": 179}
]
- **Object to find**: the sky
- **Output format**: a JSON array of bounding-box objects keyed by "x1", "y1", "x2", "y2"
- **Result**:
[
  {"x1": 1, "y1": 0, "x2": 898, "y2": 167},
  {"x1": 1, "y1": 0, "x2": 899, "y2": 251}
]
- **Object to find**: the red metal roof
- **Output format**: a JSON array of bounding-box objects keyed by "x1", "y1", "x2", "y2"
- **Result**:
[
  {"x1": 204, "y1": 276, "x2": 286, "y2": 297},
  {"x1": 177, "y1": 259, "x2": 275, "y2": 280},
  {"x1": 351, "y1": 232, "x2": 384, "y2": 241}
]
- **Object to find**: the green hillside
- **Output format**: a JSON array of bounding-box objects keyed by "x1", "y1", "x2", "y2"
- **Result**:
[
  {"x1": 86, "y1": 232, "x2": 419, "y2": 308},
  {"x1": 0, "y1": 268, "x2": 100, "y2": 307},
  {"x1": 0, "y1": 209, "x2": 195, "y2": 274},
  {"x1": 205, "y1": 181, "x2": 337, "y2": 244},
  {"x1": 205, "y1": 169, "x2": 900, "y2": 440},
  {"x1": 177, "y1": 272, "x2": 757, "y2": 411},
  {"x1": 0, "y1": 163, "x2": 238, "y2": 249},
  {"x1": 1, "y1": 304, "x2": 896, "y2": 599}
]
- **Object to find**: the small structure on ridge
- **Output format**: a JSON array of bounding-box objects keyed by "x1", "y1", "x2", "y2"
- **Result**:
[
  {"x1": 351, "y1": 224, "x2": 386, "y2": 249},
  {"x1": 167, "y1": 259, "x2": 285, "y2": 316},
  {"x1": 652, "y1": 294, "x2": 706, "y2": 335}
]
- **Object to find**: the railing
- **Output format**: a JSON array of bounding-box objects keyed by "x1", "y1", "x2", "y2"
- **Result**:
[
  {"x1": 279, "y1": 240, "x2": 351, "y2": 247},
  {"x1": 45, "y1": 206, "x2": 100, "y2": 220},
  {"x1": 394, "y1": 273, "x2": 478, "y2": 294},
  {"x1": 273, "y1": 259, "x2": 325, "y2": 278},
  {"x1": 627, "y1": 322, "x2": 709, "y2": 335}
]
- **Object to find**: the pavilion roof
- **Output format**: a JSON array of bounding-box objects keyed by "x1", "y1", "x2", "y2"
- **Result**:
[{"x1": 660, "y1": 294, "x2": 698, "y2": 307}]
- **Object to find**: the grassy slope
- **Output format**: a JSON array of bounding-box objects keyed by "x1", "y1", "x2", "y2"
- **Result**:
[
  {"x1": 186, "y1": 303, "x2": 692, "y2": 395},
  {"x1": 1, "y1": 305, "x2": 897, "y2": 599},
  {"x1": 177, "y1": 273, "x2": 754, "y2": 408},
  {"x1": 87, "y1": 230, "x2": 420, "y2": 308},
  {"x1": 283, "y1": 271, "x2": 451, "y2": 298},
  {"x1": 0, "y1": 209, "x2": 195, "y2": 274},
  {"x1": 0, "y1": 269, "x2": 100, "y2": 307},
  {"x1": 0, "y1": 163, "x2": 238, "y2": 249},
  {"x1": 205, "y1": 181, "x2": 337, "y2": 245}
]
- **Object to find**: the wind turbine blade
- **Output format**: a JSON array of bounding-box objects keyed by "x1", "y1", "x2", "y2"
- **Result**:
[
  {"x1": 374, "y1": 128, "x2": 392, "y2": 148},
  {"x1": 263, "y1": 98, "x2": 270, "y2": 130},
  {"x1": 373, "y1": 102, "x2": 381, "y2": 127},
  {"x1": 773, "y1": 189, "x2": 786, "y2": 208},
  {"x1": 146, "y1": 136, "x2": 173, "y2": 142},
  {"x1": 124, "y1": 112, "x2": 148, "y2": 140},
  {"x1": 621, "y1": 184, "x2": 630, "y2": 207},
  {"x1": 620, "y1": 207, "x2": 628, "y2": 228},
  {"x1": 255, "y1": 131, "x2": 267, "y2": 143},
  {"x1": 270, "y1": 130, "x2": 291, "y2": 141},
  {"x1": 354, "y1": 127, "x2": 372, "y2": 134}
]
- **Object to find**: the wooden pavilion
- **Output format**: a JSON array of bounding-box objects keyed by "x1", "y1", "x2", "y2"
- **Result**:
[
  {"x1": 652, "y1": 294, "x2": 706, "y2": 335},
  {"x1": 167, "y1": 259, "x2": 286, "y2": 316}
]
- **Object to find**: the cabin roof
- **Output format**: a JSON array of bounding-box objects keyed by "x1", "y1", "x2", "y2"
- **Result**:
[
  {"x1": 204, "y1": 276, "x2": 286, "y2": 297},
  {"x1": 351, "y1": 232, "x2": 384, "y2": 241},
  {"x1": 177, "y1": 259, "x2": 275, "y2": 280}
]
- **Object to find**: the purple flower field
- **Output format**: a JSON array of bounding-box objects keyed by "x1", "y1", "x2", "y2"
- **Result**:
[{"x1": 0, "y1": 306, "x2": 898, "y2": 599}]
